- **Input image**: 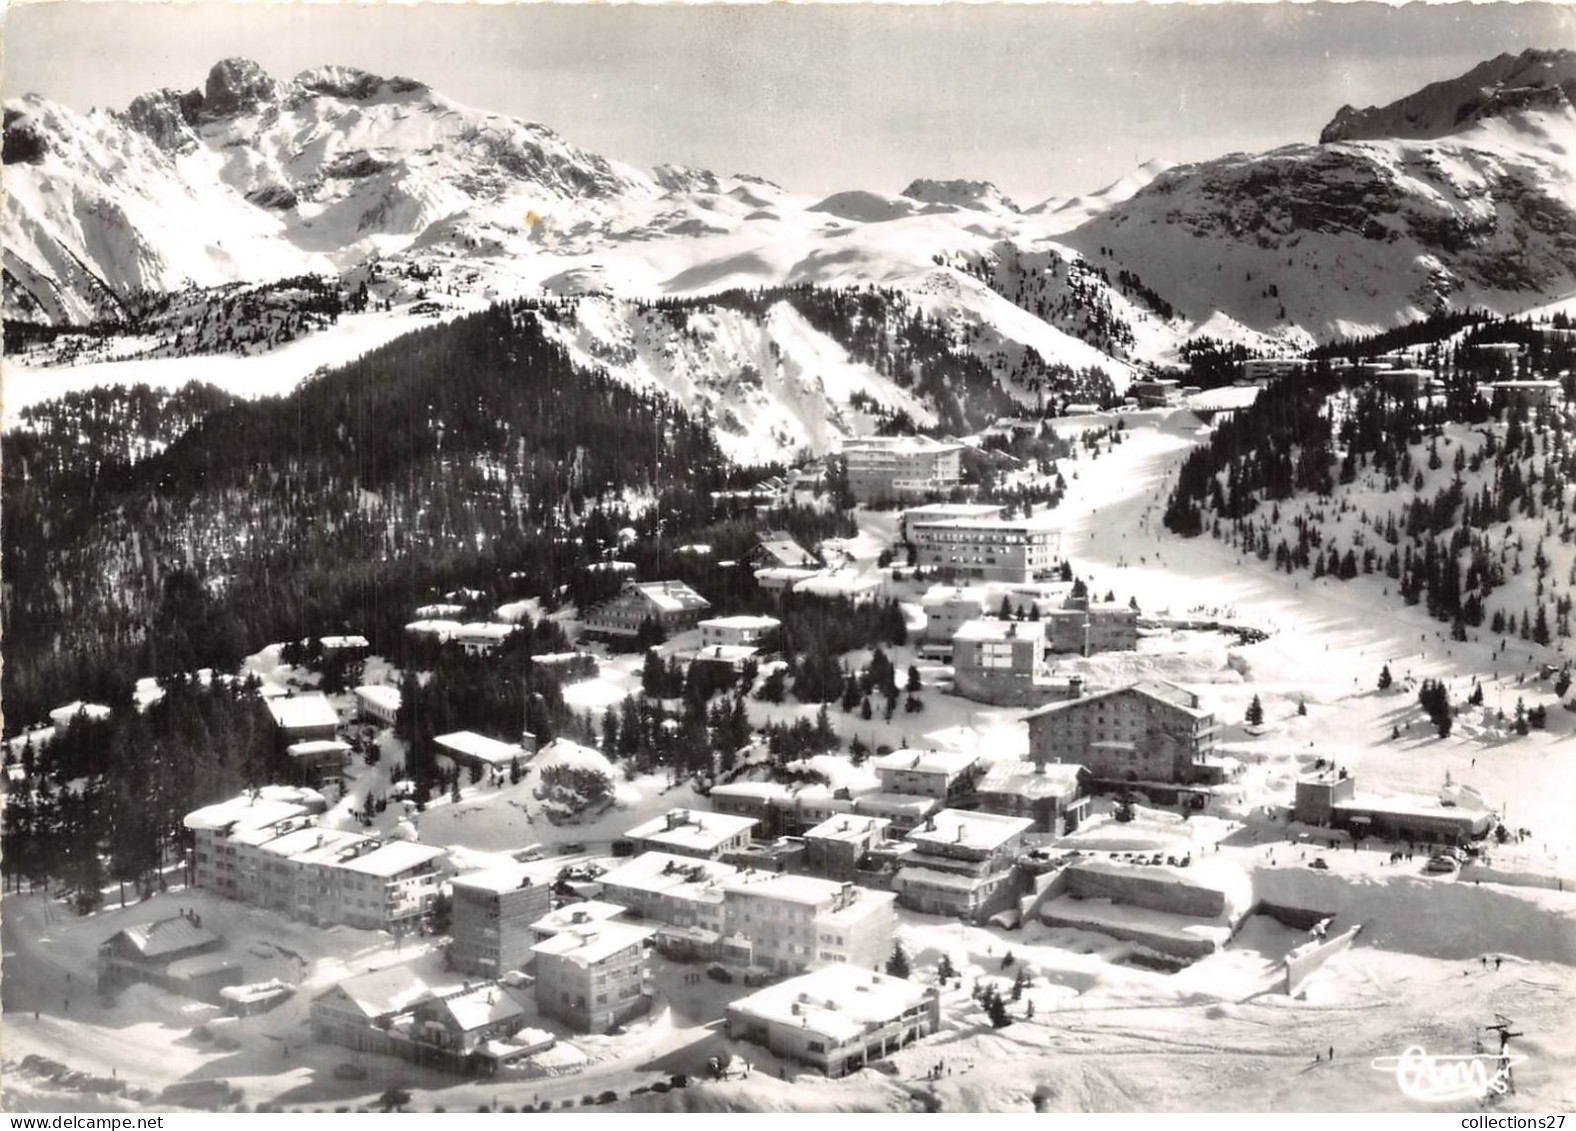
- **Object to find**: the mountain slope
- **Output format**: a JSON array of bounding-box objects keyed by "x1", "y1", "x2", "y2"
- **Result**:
[
  {"x1": 1063, "y1": 102, "x2": 1576, "y2": 342},
  {"x1": 1320, "y1": 47, "x2": 1576, "y2": 144}
]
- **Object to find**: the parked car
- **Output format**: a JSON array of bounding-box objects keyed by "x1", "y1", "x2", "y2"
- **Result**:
[
  {"x1": 1308, "y1": 858, "x2": 1330, "y2": 870},
  {"x1": 1424, "y1": 856, "x2": 1459, "y2": 874}
]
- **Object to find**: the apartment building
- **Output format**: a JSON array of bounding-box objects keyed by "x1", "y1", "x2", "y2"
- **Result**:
[
  {"x1": 907, "y1": 515, "x2": 1061, "y2": 584},
  {"x1": 531, "y1": 921, "x2": 654, "y2": 1034},
  {"x1": 841, "y1": 435, "x2": 964, "y2": 504},
  {"x1": 720, "y1": 873, "x2": 896, "y2": 974},
  {"x1": 803, "y1": 815, "x2": 891, "y2": 882},
  {"x1": 448, "y1": 866, "x2": 552, "y2": 978},
  {"x1": 697, "y1": 615, "x2": 781, "y2": 650},
  {"x1": 891, "y1": 809, "x2": 1033, "y2": 920},
  {"x1": 871, "y1": 748, "x2": 982, "y2": 805},
  {"x1": 1024, "y1": 680, "x2": 1221, "y2": 785},
  {"x1": 353, "y1": 684, "x2": 402, "y2": 728}
]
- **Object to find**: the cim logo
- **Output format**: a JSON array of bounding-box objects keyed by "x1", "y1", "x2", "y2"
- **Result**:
[{"x1": 1371, "y1": 1046, "x2": 1526, "y2": 1102}]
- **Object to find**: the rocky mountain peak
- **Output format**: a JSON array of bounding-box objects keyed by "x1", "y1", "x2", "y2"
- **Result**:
[
  {"x1": 901, "y1": 178, "x2": 1021, "y2": 212},
  {"x1": 1319, "y1": 47, "x2": 1576, "y2": 144},
  {"x1": 202, "y1": 57, "x2": 282, "y2": 118}
]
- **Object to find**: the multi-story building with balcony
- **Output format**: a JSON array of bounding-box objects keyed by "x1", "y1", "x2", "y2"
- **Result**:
[{"x1": 1024, "y1": 680, "x2": 1221, "y2": 785}]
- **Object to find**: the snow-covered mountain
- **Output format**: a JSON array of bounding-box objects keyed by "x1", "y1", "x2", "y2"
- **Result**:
[
  {"x1": 1065, "y1": 54, "x2": 1576, "y2": 343},
  {"x1": 1320, "y1": 48, "x2": 1576, "y2": 144},
  {"x1": 5, "y1": 51, "x2": 1576, "y2": 458}
]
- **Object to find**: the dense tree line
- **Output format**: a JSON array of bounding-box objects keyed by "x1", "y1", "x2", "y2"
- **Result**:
[{"x1": 2, "y1": 304, "x2": 733, "y2": 734}]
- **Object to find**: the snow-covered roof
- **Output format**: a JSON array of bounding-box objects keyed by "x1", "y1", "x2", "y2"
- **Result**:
[
  {"x1": 793, "y1": 572, "x2": 882, "y2": 599},
  {"x1": 426, "y1": 984, "x2": 529, "y2": 1033},
  {"x1": 907, "y1": 513, "x2": 1060, "y2": 534},
  {"x1": 804, "y1": 814, "x2": 890, "y2": 843},
  {"x1": 337, "y1": 841, "x2": 446, "y2": 878},
  {"x1": 753, "y1": 539, "x2": 819, "y2": 567},
  {"x1": 873, "y1": 748, "x2": 980, "y2": 776},
  {"x1": 587, "y1": 560, "x2": 638, "y2": 573},
  {"x1": 853, "y1": 792, "x2": 942, "y2": 818},
  {"x1": 354, "y1": 684, "x2": 402, "y2": 712},
  {"x1": 286, "y1": 739, "x2": 352, "y2": 758},
  {"x1": 530, "y1": 900, "x2": 628, "y2": 935},
  {"x1": 1023, "y1": 679, "x2": 1208, "y2": 721},
  {"x1": 599, "y1": 852, "x2": 736, "y2": 900},
  {"x1": 434, "y1": 731, "x2": 526, "y2": 766},
  {"x1": 894, "y1": 863, "x2": 1001, "y2": 892},
  {"x1": 719, "y1": 872, "x2": 845, "y2": 905},
  {"x1": 1186, "y1": 386, "x2": 1261, "y2": 413},
  {"x1": 630, "y1": 580, "x2": 711, "y2": 613},
  {"x1": 110, "y1": 916, "x2": 220, "y2": 959},
  {"x1": 405, "y1": 619, "x2": 464, "y2": 637},
  {"x1": 530, "y1": 920, "x2": 654, "y2": 966},
  {"x1": 709, "y1": 781, "x2": 797, "y2": 804},
  {"x1": 48, "y1": 701, "x2": 112, "y2": 727},
  {"x1": 921, "y1": 585, "x2": 990, "y2": 609},
  {"x1": 184, "y1": 792, "x2": 317, "y2": 833},
  {"x1": 953, "y1": 617, "x2": 1046, "y2": 644},
  {"x1": 694, "y1": 644, "x2": 760, "y2": 664},
  {"x1": 454, "y1": 622, "x2": 519, "y2": 641},
  {"x1": 904, "y1": 504, "x2": 1005, "y2": 524},
  {"x1": 699, "y1": 615, "x2": 782, "y2": 632},
  {"x1": 265, "y1": 694, "x2": 339, "y2": 732},
  {"x1": 327, "y1": 965, "x2": 453, "y2": 1019},
  {"x1": 320, "y1": 635, "x2": 369, "y2": 650},
  {"x1": 906, "y1": 808, "x2": 1033, "y2": 852},
  {"x1": 277, "y1": 827, "x2": 375, "y2": 864},
  {"x1": 452, "y1": 866, "x2": 539, "y2": 895},
  {"x1": 754, "y1": 567, "x2": 822, "y2": 583},
  {"x1": 415, "y1": 603, "x2": 467, "y2": 618},
  {"x1": 624, "y1": 809, "x2": 757, "y2": 851},
  {"x1": 728, "y1": 965, "x2": 932, "y2": 1043},
  {"x1": 841, "y1": 434, "x2": 964, "y2": 456},
  {"x1": 978, "y1": 759, "x2": 1084, "y2": 799}
]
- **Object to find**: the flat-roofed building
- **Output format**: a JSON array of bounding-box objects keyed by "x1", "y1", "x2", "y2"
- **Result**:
[
  {"x1": 1042, "y1": 595, "x2": 1139, "y2": 655},
  {"x1": 907, "y1": 515, "x2": 1061, "y2": 584},
  {"x1": 900, "y1": 503, "x2": 1006, "y2": 543},
  {"x1": 841, "y1": 435, "x2": 965, "y2": 504},
  {"x1": 433, "y1": 730, "x2": 535, "y2": 776},
  {"x1": 1025, "y1": 680, "x2": 1220, "y2": 785},
  {"x1": 530, "y1": 900, "x2": 628, "y2": 942},
  {"x1": 531, "y1": 921, "x2": 654, "y2": 1034},
  {"x1": 451, "y1": 623, "x2": 520, "y2": 657},
  {"x1": 624, "y1": 809, "x2": 757, "y2": 861},
  {"x1": 335, "y1": 842, "x2": 448, "y2": 933},
  {"x1": 976, "y1": 760, "x2": 1088, "y2": 834},
  {"x1": 1293, "y1": 769, "x2": 1494, "y2": 846},
  {"x1": 266, "y1": 694, "x2": 340, "y2": 743},
  {"x1": 726, "y1": 965, "x2": 941, "y2": 1077},
  {"x1": 449, "y1": 866, "x2": 552, "y2": 978},
  {"x1": 872, "y1": 748, "x2": 981, "y2": 805},
  {"x1": 892, "y1": 809, "x2": 1033, "y2": 920},
  {"x1": 746, "y1": 534, "x2": 820, "y2": 571},
  {"x1": 698, "y1": 615, "x2": 781, "y2": 650},
  {"x1": 1129, "y1": 378, "x2": 1183, "y2": 408},
  {"x1": 354, "y1": 684, "x2": 402, "y2": 727},
  {"x1": 804, "y1": 814, "x2": 891, "y2": 882},
  {"x1": 285, "y1": 739, "x2": 353, "y2": 783},
  {"x1": 951, "y1": 618, "x2": 1051, "y2": 706},
  {"x1": 721, "y1": 873, "x2": 896, "y2": 974},
  {"x1": 852, "y1": 791, "x2": 941, "y2": 835},
  {"x1": 1487, "y1": 379, "x2": 1563, "y2": 412},
  {"x1": 1378, "y1": 368, "x2": 1432, "y2": 397},
  {"x1": 1242, "y1": 359, "x2": 1306, "y2": 382},
  {"x1": 598, "y1": 852, "x2": 734, "y2": 947},
  {"x1": 920, "y1": 585, "x2": 991, "y2": 645}
]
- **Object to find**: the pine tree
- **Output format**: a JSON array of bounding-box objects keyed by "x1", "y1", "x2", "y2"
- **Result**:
[
  {"x1": 937, "y1": 952, "x2": 957, "y2": 981},
  {"x1": 1378, "y1": 664, "x2": 1393, "y2": 691},
  {"x1": 1297, "y1": 699, "x2": 1308, "y2": 717},
  {"x1": 1245, "y1": 694, "x2": 1265, "y2": 727},
  {"x1": 885, "y1": 941, "x2": 911, "y2": 979},
  {"x1": 985, "y1": 986, "x2": 1013, "y2": 1029}
]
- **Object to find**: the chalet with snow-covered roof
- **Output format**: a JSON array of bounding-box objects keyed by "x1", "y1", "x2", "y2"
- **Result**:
[
  {"x1": 745, "y1": 531, "x2": 820, "y2": 570},
  {"x1": 97, "y1": 912, "x2": 240, "y2": 1003},
  {"x1": 583, "y1": 580, "x2": 712, "y2": 640}
]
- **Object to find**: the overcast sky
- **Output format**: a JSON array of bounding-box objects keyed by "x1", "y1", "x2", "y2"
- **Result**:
[{"x1": 5, "y1": 2, "x2": 1573, "y2": 204}]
